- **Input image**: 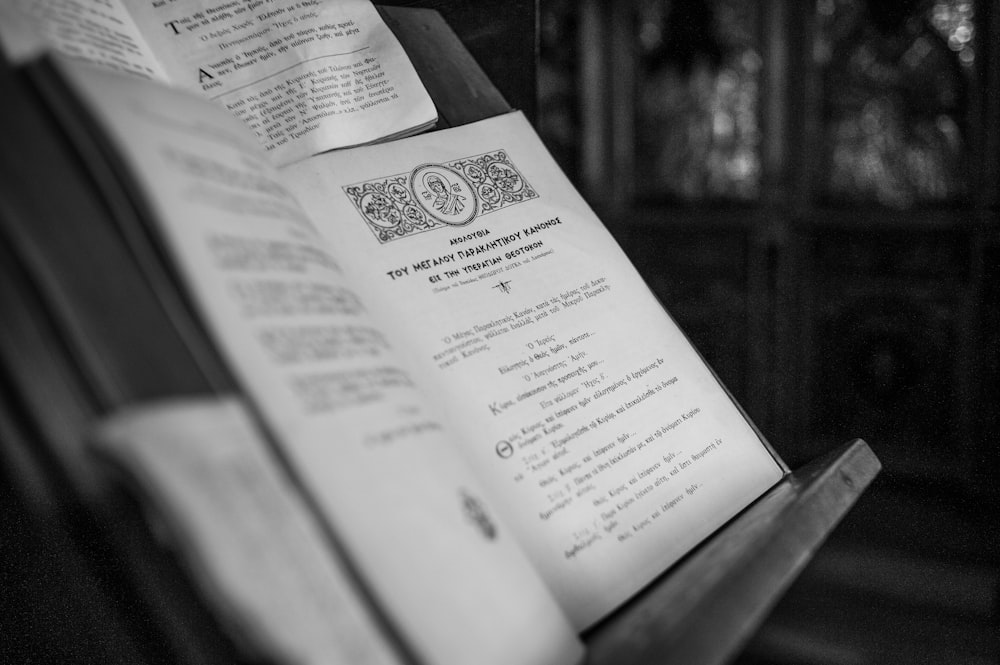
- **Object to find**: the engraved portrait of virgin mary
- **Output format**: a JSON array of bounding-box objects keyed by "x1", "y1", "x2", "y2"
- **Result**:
[
  {"x1": 425, "y1": 172, "x2": 465, "y2": 215},
  {"x1": 410, "y1": 163, "x2": 478, "y2": 226}
]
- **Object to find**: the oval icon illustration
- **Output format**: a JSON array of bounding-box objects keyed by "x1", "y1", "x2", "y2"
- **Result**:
[{"x1": 410, "y1": 164, "x2": 478, "y2": 226}]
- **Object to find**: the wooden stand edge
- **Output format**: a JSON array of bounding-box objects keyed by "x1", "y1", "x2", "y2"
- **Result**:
[
  {"x1": 378, "y1": 5, "x2": 512, "y2": 128},
  {"x1": 584, "y1": 439, "x2": 881, "y2": 665}
]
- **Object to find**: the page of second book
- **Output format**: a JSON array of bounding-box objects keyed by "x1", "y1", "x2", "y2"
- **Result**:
[
  {"x1": 283, "y1": 111, "x2": 786, "y2": 629},
  {"x1": 124, "y1": 0, "x2": 437, "y2": 165}
]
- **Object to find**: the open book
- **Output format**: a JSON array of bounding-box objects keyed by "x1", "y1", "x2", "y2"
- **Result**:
[
  {"x1": 0, "y1": 0, "x2": 436, "y2": 164},
  {"x1": 10, "y1": 54, "x2": 786, "y2": 665}
]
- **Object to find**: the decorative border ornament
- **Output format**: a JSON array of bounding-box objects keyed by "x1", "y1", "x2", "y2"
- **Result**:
[{"x1": 343, "y1": 150, "x2": 537, "y2": 244}]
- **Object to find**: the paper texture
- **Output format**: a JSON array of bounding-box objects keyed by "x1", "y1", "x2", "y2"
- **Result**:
[
  {"x1": 0, "y1": 0, "x2": 436, "y2": 164},
  {"x1": 94, "y1": 398, "x2": 406, "y2": 665},
  {"x1": 284, "y1": 112, "x2": 785, "y2": 627},
  {"x1": 0, "y1": 0, "x2": 167, "y2": 79},
  {"x1": 126, "y1": 0, "x2": 437, "y2": 163},
  {"x1": 61, "y1": 60, "x2": 582, "y2": 665}
]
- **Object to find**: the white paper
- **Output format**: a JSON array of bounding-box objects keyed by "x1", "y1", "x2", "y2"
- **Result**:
[
  {"x1": 94, "y1": 398, "x2": 405, "y2": 665},
  {"x1": 0, "y1": 0, "x2": 168, "y2": 79},
  {"x1": 125, "y1": 0, "x2": 437, "y2": 164},
  {"x1": 0, "y1": 0, "x2": 437, "y2": 164},
  {"x1": 60, "y1": 60, "x2": 581, "y2": 665},
  {"x1": 284, "y1": 111, "x2": 786, "y2": 628}
]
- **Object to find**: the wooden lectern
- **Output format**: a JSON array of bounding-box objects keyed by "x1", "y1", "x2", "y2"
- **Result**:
[{"x1": 0, "y1": 4, "x2": 879, "y2": 665}]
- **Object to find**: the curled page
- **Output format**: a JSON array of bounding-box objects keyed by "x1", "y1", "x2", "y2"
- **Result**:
[
  {"x1": 0, "y1": 0, "x2": 168, "y2": 79},
  {"x1": 125, "y1": 0, "x2": 437, "y2": 163},
  {"x1": 0, "y1": 0, "x2": 437, "y2": 165},
  {"x1": 58, "y1": 60, "x2": 581, "y2": 665},
  {"x1": 92, "y1": 397, "x2": 407, "y2": 665}
]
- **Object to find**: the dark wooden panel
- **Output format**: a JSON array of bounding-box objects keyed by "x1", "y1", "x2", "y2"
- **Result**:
[
  {"x1": 978, "y1": 228, "x2": 1000, "y2": 499},
  {"x1": 377, "y1": 0, "x2": 538, "y2": 120},
  {"x1": 611, "y1": 211, "x2": 772, "y2": 426},
  {"x1": 379, "y1": 6, "x2": 511, "y2": 128},
  {"x1": 621, "y1": 224, "x2": 751, "y2": 398},
  {"x1": 794, "y1": 223, "x2": 979, "y2": 487}
]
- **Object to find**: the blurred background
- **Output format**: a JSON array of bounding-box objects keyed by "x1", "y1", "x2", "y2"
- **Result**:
[
  {"x1": 535, "y1": 0, "x2": 998, "y2": 663},
  {"x1": 1, "y1": 1, "x2": 997, "y2": 664}
]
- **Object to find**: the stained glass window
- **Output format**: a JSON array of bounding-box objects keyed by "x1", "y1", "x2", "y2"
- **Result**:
[
  {"x1": 634, "y1": 0, "x2": 762, "y2": 202},
  {"x1": 817, "y1": 0, "x2": 973, "y2": 207}
]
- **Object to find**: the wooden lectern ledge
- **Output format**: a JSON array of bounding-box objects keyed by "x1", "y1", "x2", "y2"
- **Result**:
[{"x1": 585, "y1": 440, "x2": 881, "y2": 665}]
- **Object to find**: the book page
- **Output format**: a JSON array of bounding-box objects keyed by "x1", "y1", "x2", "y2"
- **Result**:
[
  {"x1": 0, "y1": 0, "x2": 168, "y2": 79},
  {"x1": 123, "y1": 0, "x2": 437, "y2": 165},
  {"x1": 57, "y1": 62, "x2": 580, "y2": 665},
  {"x1": 284, "y1": 112, "x2": 786, "y2": 628},
  {"x1": 92, "y1": 398, "x2": 406, "y2": 665}
]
